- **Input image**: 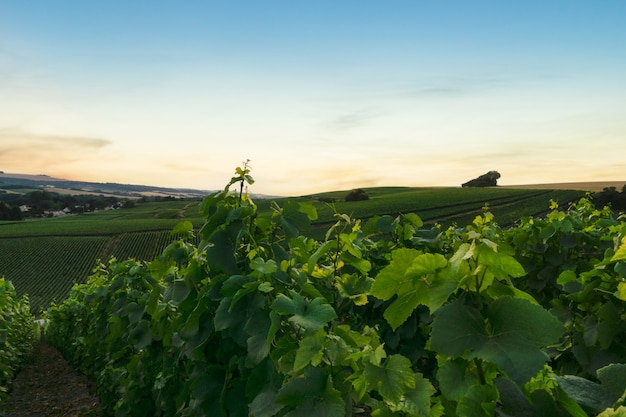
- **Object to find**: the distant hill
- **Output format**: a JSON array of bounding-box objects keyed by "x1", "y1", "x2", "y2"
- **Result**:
[
  {"x1": 500, "y1": 181, "x2": 626, "y2": 193},
  {"x1": 0, "y1": 172, "x2": 211, "y2": 199}
]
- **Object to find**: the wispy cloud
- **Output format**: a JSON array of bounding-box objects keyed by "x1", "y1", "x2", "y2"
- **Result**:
[
  {"x1": 324, "y1": 110, "x2": 378, "y2": 132},
  {"x1": 0, "y1": 127, "x2": 112, "y2": 171}
]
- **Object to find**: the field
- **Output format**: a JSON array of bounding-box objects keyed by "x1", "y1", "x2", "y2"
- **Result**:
[{"x1": 0, "y1": 186, "x2": 587, "y2": 313}]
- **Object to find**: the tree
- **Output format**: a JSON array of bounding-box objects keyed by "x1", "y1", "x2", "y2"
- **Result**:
[
  {"x1": 462, "y1": 171, "x2": 501, "y2": 187},
  {"x1": 345, "y1": 189, "x2": 369, "y2": 201},
  {"x1": 594, "y1": 185, "x2": 626, "y2": 211}
]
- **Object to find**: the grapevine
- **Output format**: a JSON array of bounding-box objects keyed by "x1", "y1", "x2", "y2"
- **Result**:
[{"x1": 43, "y1": 165, "x2": 626, "y2": 417}]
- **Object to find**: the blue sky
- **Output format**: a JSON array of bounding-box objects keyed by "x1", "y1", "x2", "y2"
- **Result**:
[{"x1": 1, "y1": 1, "x2": 625, "y2": 195}]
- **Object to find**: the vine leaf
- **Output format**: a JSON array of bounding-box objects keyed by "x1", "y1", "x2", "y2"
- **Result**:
[
  {"x1": 203, "y1": 229, "x2": 238, "y2": 274},
  {"x1": 456, "y1": 384, "x2": 499, "y2": 417},
  {"x1": 164, "y1": 279, "x2": 191, "y2": 306},
  {"x1": 249, "y1": 390, "x2": 284, "y2": 417},
  {"x1": 363, "y1": 354, "x2": 416, "y2": 404},
  {"x1": 476, "y1": 245, "x2": 526, "y2": 278},
  {"x1": 271, "y1": 291, "x2": 337, "y2": 331},
  {"x1": 430, "y1": 297, "x2": 564, "y2": 384},
  {"x1": 437, "y1": 358, "x2": 479, "y2": 401},
  {"x1": 611, "y1": 236, "x2": 626, "y2": 261},
  {"x1": 293, "y1": 330, "x2": 326, "y2": 372},
  {"x1": 557, "y1": 363, "x2": 626, "y2": 413},
  {"x1": 275, "y1": 368, "x2": 345, "y2": 417},
  {"x1": 280, "y1": 201, "x2": 312, "y2": 238},
  {"x1": 393, "y1": 374, "x2": 435, "y2": 417},
  {"x1": 245, "y1": 310, "x2": 275, "y2": 365},
  {"x1": 615, "y1": 282, "x2": 626, "y2": 301},
  {"x1": 371, "y1": 249, "x2": 455, "y2": 329}
]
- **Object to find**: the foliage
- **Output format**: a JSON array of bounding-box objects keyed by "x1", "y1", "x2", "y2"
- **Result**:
[
  {"x1": 0, "y1": 278, "x2": 38, "y2": 403},
  {"x1": 0, "y1": 202, "x2": 22, "y2": 221},
  {"x1": 594, "y1": 186, "x2": 626, "y2": 212},
  {"x1": 462, "y1": 170, "x2": 501, "y2": 187},
  {"x1": 345, "y1": 189, "x2": 370, "y2": 202},
  {"x1": 1, "y1": 188, "x2": 582, "y2": 315},
  {"x1": 38, "y1": 164, "x2": 626, "y2": 416}
]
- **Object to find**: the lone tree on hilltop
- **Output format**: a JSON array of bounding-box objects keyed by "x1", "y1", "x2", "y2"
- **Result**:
[
  {"x1": 462, "y1": 171, "x2": 501, "y2": 187},
  {"x1": 345, "y1": 188, "x2": 369, "y2": 202}
]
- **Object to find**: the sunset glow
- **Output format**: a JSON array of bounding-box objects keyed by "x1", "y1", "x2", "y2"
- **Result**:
[{"x1": 1, "y1": 2, "x2": 625, "y2": 195}]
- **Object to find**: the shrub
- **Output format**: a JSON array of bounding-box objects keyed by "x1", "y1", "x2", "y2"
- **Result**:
[{"x1": 345, "y1": 188, "x2": 369, "y2": 201}]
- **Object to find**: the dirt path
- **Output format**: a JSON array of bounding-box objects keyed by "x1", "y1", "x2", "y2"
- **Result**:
[{"x1": 1, "y1": 340, "x2": 100, "y2": 417}]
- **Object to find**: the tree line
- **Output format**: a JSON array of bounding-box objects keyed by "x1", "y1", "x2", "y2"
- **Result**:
[{"x1": 0, "y1": 189, "x2": 123, "y2": 220}]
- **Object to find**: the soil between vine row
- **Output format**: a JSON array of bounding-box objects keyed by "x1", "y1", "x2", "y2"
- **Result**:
[{"x1": 1, "y1": 339, "x2": 100, "y2": 417}]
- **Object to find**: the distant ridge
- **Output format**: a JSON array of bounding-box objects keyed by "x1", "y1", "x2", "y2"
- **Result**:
[
  {"x1": 500, "y1": 181, "x2": 626, "y2": 193},
  {"x1": 0, "y1": 172, "x2": 210, "y2": 198}
]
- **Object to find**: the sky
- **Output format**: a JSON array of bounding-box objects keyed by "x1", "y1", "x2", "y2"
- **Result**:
[{"x1": 1, "y1": 1, "x2": 625, "y2": 196}]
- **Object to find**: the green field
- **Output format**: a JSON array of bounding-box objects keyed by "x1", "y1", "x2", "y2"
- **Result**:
[{"x1": 0, "y1": 187, "x2": 585, "y2": 313}]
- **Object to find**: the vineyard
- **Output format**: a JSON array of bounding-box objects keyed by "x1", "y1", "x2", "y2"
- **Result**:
[
  {"x1": 0, "y1": 278, "x2": 38, "y2": 403},
  {"x1": 0, "y1": 186, "x2": 584, "y2": 314},
  {"x1": 27, "y1": 165, "x2": 626, "y2": 416}
]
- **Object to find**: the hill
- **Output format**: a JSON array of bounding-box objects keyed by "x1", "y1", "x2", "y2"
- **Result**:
[
  {"x1": 0, "y1": 186, "x2": 589, "y2": 313},
  {"x1": 500, "y1": 181, "x2": 626, "y2": 192},
  {"x1": 0, "y1": 172, "x2": 210, "y2": 199}
]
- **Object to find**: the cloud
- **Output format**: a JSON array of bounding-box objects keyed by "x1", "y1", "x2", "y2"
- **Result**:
[
  {"x1": 0, "y1": 127, "x2": 112, "y2": 171},
  {"x1": 324, "y1": 110, "x2": 378, "y2": 132},
  {"x1": 0, "y1": 127, "x2": 111, "y2": 149}
]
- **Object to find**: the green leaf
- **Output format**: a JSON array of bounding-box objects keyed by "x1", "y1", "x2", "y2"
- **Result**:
[
  {"x1": 615, "y1": 282, "x2": 626, "y2": 302},
  {"x1": 375, "y1": 215, "x2": 396, "y2": 233},
  {"x1": 271, "y1": 291, "x2": 337, "y2": 331},
  {"x1": 430, "y1": 298, "x2": 564, "y2": 384},
  {"x1": 557, "y1": 270, "x2": 578, "y2": 287},
  {"x1": 298, "y1": 202, "x2": 318, "y2": 221},
  {"x1": 406, "y1": 253, "x2": 447, "y2": 277},
  {"x1": 307, "y1": 241, "x2": 335, "y2": 274},
  {"x1": 245, "y1": 310, "x2": 274, "y2": 365},
  {"x1": 203, "y1": 229, "x2": 238, "y2": 274},
  {"x1": 364, "y1": 354, "x2": 416, "y2": 404},
  {"x1": 281, "y1": 201, "x2": 311, "y2": 238},
  {"x1": 293, "y1": 330, "x2": 326, "y2": 372},
  {"x1": 456, "y1": 384, "x2": 499, "y2": 417},
  {"x1": 251, "y1": 258, "x2": 278, "y2": 275},
  {"x1": 164, "y1": 279, "x2": 191, "y2": 306},
  {"x1": 214, "y1": 297, "x2": 246, "y2": 331},
  {"x1": 126, "y1": 302, "x2": 144, "y2": 324},
  {"x1": 467, "y1": 333, "x2": 551, "y2": 385},
  {"x1": 249, "y1": 390, "x2": 284, "y2": 417},
  {"x1": 611, "y1": 236, "x2": 626, "y2": 261},
  {"x1": 477, "y1": 245, "x2": 526, "y2": 278},
  {"x1": 372, "y1": 250, "x2": 453, "y2": 329},
  {"x1": 394, "y1": 374, "x2": 435, "y2": 417},
  {"x1": 494, "y1": 377, "x2": 535, "y2": 417},
  {"x1": 556, "y1": 375, "x2": 616, "y2": 413},
  {"x1": 172, "y1": 220, "x2": 194, "y2": 235},
  {"x1": 487, "y1": 297, "x2": 564, "y2": 348},
  {"x1": 422, "y1": 264, "x2": 463, "y2": 313},
  {"x1": 335, "y1": 274, "x2": 373, "y2": 306},
  {"x1": 382, "y1": 288, "x2": 422, "y2": 331},
  {"x1": 370, "y1": 248, "x2": 421, "y2": 300},
  {"x1": 597, "y1": 363, "x2": 626, "y2": 401},
  {"x1": 437, "y1": 359, "x2": 478, "y2": 401},
  {"x1": 597, "y1": 406, "x2": 626, "y2": 417},
  {"x1": 540, "y1": 223, "x2": 557, "y2": 242},
  {"x1": 555, "y1": 386, "x2": 592, "y2": 417},
  {"x1": 430, "y1": 301, "x2": 487, "y2": 357},
  {"x1": 129, "y1": 320, "x2": 152, "y2": 350},
  {"x1": 276, "y1": 368, "x2": 345, "y2": 417},
  {"x1": 403, "y1": 212, "x2": 423, "y2": 228}
]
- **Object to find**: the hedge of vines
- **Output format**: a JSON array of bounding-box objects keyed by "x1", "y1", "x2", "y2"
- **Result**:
[
  {"x1": 0, "y1": 278, "x2": 38, "y2": 402},
  {"x1": 45, "y1": 165, "x2": 626, "y2": 417}
]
